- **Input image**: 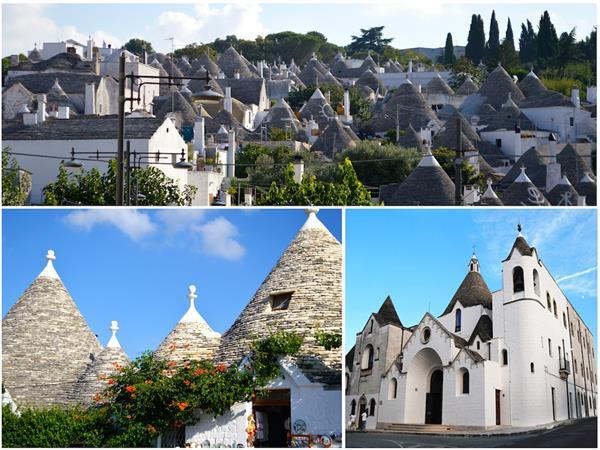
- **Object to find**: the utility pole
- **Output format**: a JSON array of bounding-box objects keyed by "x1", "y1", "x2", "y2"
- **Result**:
[
  {"x1": 454, "y1": 115, "x2": 463, "y2": 206},
  {"x1": 166, "y1": 37, "x2": 175, "y2": 112},
  {"x1": 116, "y1": 51, "x2": 125, "y2": 206}
]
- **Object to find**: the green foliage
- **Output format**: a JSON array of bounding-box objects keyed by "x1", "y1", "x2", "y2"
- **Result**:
[
  {"x1": 448, "y1": 56, "x2": 483, "y2": 90},
  {"x1": 465, "y1": 14, "x2": 486, "y2": 65},
  {"x1": 484, "y1": 10, "x2": 500, "y2": 69},
  {"x1": 338, "y1": 141, "x2": 420, "y2": 187},
  {"x1": 2, "y1": 405, "x2": 107, "y2": 448},
  {"x1": 519, "y1": 20, "x2": 537, "y2": 65},
  {"x1": 123, "y1": 38, "x2": 154, "y2": 57},
  {"x1": 173, "y1": 44, "x2": 216, "y2": 61},
  {"x1": 315, "y1": 332, "x2": 342, "y2": 351},
  {"x1": 432, "y1": 147, "x2": 483, "y2": 188},
  {"x1": 2, "y1": 150, "x2": 31, "y2": 205},
  {"x1": 536, "y1": 11, "x2": 559, "y2": 68},
  {"x1": 259, "y1": 159, "x2": 372, "y2": 206},
  {"x1": 443, "y1": 33, "x2": 457, "y2": 66},
  {"x1": 250, "y1": 330, "x2": 304, "y2": 384},
  {"x1": 42, "y1": 160, "x2": 197, "y2": 206},
  {"x1": 2, "y1": 53, "x2": 26, "y2": 75},
  {"x1": 498, "y1": 19, "x2": 519, "y2": 71},
  {"x1": 540, "y1": 77, "x2": 586, "y2": 99},
  {"x1": 347, "y1": 26, "x2": 393, "y2": 56},
  {"x1": 269, "y1": 127, "x2": 292, "y2": 141}
]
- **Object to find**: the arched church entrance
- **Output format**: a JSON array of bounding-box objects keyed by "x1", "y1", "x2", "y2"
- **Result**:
[{"x1": 425, "y1": 370, "x2": 443, "y2": 424}]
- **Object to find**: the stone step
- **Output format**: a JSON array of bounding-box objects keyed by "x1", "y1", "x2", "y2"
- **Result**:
[{"x1": 382, "y1": 423, "x2": 457, "y2": 433}]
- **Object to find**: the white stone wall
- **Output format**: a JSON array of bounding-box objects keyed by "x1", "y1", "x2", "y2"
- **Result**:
[
  {"x1": 438, "y1": 303, "x2": 490, "y2": 342},
  {"x1": 99, "y1": 61, "x2": 159, "y2": 112},
  {"x1": 521, "y1": 107, "x2": 596, "y2": 141},
  {"x1": 186, "y1": 402, "x2": 251, "y2": 448}
]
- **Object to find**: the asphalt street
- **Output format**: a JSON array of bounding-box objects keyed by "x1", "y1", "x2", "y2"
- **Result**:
[{"x1": 346, "y1": 418, "x2": 597, "y2": 448}]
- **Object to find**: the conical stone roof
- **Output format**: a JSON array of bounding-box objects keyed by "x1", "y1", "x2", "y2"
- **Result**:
[
  {"x1": 557, "y1": 143, "x2": 595, "y2": 186},
  {"x1": 500, "y1": 147, "x2": 548, "y2": 189},
  {"x1": 576, "y1": 173, "x2": 596, "y2": 206},
  {"x1": 380, "y1": 153, "x2": 456, "y2": 206},
  {"x1": 155, "y1": 89, "x2": 198, "y2": 126},
  {"x1": 373, "y1": 296, "x2": 402, "y2": 327},
  {"x1": 518, "y1": 70, "x2": 547, "y2": 98},
  {"x1": 397, "y1": 124, "x2": 424, "y2": 151},
  {"x1": 69, "y1": 321, "x2": 130, "y2": 405},
  {"x1": 193, "y1": 53, "x2": 220, "y2": 77},
  {"x1": 441, "y1": 255, "x2": 492, "y2": 315},
  {"x1": 460, "y1": 64, "x2": 525, "y2": 115},
  {"x1": 455, "y1": 76, "x2": 478, "y2": 96},
  {"x1": 426, "y1": 74, "x2": 454, "y2": 96},
  {"x1": 500, "y1": 167, "x2": 550, "y2": 206},
  {"x1": 357, "y1": 70, "x2": 387, "y2": 95},
  {"x1": 310, "y1": 118, "x2": 359, "y2": 159},
  {"x1": 261, "y1": 98, "x2": 301, "y2": 132},
  {"x1": 215, "y1": 209, "x2": 342, "y2": 375},
  {"x1": 2, "y1": 250, "x2": 102, "y2": 408},
  {"x1": 298, "y1": 65, "x2": 325, "y2": 87},
  {"x1": 218, "y1": 46, "x2": 254, "y2": 79},
  {"x1": 155, "y1": 286, "x2": 221, "y2": 364},
  {"x1": 477, "y1": 179, "x2": 503, "y2": 206},
  {"x1": 546, "y1": 175, "x2": 581, "y2": 206},
  {"x1": 299, "y1": 88, "x2": 336, "y2": 129}
]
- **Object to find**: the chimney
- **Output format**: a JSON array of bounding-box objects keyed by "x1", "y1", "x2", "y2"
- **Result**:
[
  {"x1": 86, "y1": 36, "x2": 93, "y2": 61},
  {"x1": 546, "y1": 133, "x2": 561, "y2": 192},
  {"x1": 10, "y1": 54, "x2": 19, "y2": 67},
  {"x1": 194, "y1": 117, "x2": 206, "y2": 156},
  {"x1": 307, "y1": 117, "x2": 319, "y2": 144},
  {"x1": 325, "y1": 90, "x2": 331, "y2": 103},
  {"x1": 226, "y1": 129, "x2": 236, "y2": 178},
  {"x1": 578, "y1": 195, "x2": 586, "y2": 206},
  {"x1": 234, "y1": 70, "x2": 240, "y2": 80},
  {"x1": 416, "y1": 83, "x2": 422, "y2": 93},
  {"x1": 57, "y1": 106, "x2": 69, "y2": 119},
  {"x1": 258, "y1": 60, "x2": 264, "y2": 78},
  {"x1": 224, "y1": 86, "x2": 233, "y2": 114},
  {"x1": 85, "y1": 83, "x2": 96, "y2": 115},
  {"x1": 293, "y1": 154, "x2": 304, "y2": 183},
  {"x1": 408, "y1": 59, "x2": 413, "y2": 73},
  {"x1": 23, "y1": 112, "x2": 38, "y2": 126},
  {"x1": 36, "y1": 94, "x2": 47, "y2": 123},
  {"x1": 343, "y1": 89, "x2": 351, "y2": 121},
  {"x1": 571, "y1": 87, "x2": 580, "y2": 109},
  {"x1": 548, "y1": 132, "x2": 558, "y2": 161},
  {"x1": 586, "y1": 86, "x2": 597, "y2": 105},
  {"x1": 142, "y1": 49, "x2": 148, "y2": 65}
]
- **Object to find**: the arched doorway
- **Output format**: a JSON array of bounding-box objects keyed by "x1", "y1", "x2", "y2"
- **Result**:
[
  {"x1": 358, "y1": 396, "x2": 367, "y2": 416},
  {"x1": 425, "y1": 370, "x2": 443, "y2": 424}
]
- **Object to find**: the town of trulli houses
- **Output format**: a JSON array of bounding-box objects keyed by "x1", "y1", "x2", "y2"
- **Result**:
[
  {"x1": 2, "y1": 3, "x2": 596, "y2": 206},
  {"x1": 2, "y1": 208, "x2": 343, "y2": 447}
]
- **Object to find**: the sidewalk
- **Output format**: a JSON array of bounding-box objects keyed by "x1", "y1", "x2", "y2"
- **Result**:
[{"x1": 347, "y1": 418, "x2": 579, "y2": 437}]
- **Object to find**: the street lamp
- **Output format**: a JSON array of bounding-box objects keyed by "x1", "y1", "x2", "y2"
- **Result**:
[
  {"x1": 191, "y1": 83, "x2": 224, "y2": 102},
  {"x1": 63, "y1": 147, "x2": 83, "y2": 168},
  {"x1": 173, "y1": 148, "x2": 193, "y2": 169}
]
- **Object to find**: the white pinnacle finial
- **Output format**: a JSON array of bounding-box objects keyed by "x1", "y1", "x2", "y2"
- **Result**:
[
  {"x1": 188, "y1": 284, "x2": 197, "y2": 301},
  {"x1": 106, "y1": 320, "x2": 122, "y2": 348},
  {"x1": 180, "y1": 284, "x2": 203, "y2": 323},
  {"x1": 301, "y1": 207, "x2": 327, "y2": 232},
  {"x1": 39, "y1": 249, "x2": 59, "y2": 279}
]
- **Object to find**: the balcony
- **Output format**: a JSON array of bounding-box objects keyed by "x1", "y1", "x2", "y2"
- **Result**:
[{"x1": 559, "y1": 358, "x2": 571, "y2": 379}]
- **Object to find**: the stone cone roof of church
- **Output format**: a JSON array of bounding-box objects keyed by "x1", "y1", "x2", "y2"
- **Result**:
[
  {"x1": 2, "y1": 251, "x2": 102, "y2": 408},
  {"x1": 217, "y1": 46, "x2": 254, "y2": 79},
  {"x1": 310, "y1": 118, "x2": 359, "y2": 159},
  {"x1": 546, "y1": 176, "x2": 581, "y2": 206},
  {"x1": 69, "y1": 340, "x2": 130, "y2": 406},
  {"x1": 371, "y1": 81, "x2": 440, "y2": 132},
  {"x1": 504, "y1": 234, "x2": 534, "y2": 260},
  {"x1": 154, "y1": 90, "x2": 197, "y2": 126},
  {"x1": 576, "y1": 174, "x2": 596, "y2": 206},
  {"x1": 155, "y1": 286, "x2": 221, "y2": 365},
  {"x1": 29, "y1": 47, "x2": 42, "y2": 62},
  {"x1": 500, "y1": 168, "x2": 550, "y2": 206},
  {"x1": 467, "y1": 315, "x2": 493, "y2": 344},
  {"x1": 518, "y1": 70, "x2": 547, "y2": 98},
  {"x1": 426, "y1": 74, "x2": 454, "y2": 96},
  {"x1": 442, "y1": 269, "x2": 493, "y2": 316},
  {"x1": 455, "y1": 76, "x2": 478, "y2": 96},
  {"x1": 557, "y1": 144, "x2": 595, "y2": 187},
  {"x1": 380, "y1": 153, "x2": 455, "y2": 206},
  {"x1": 357, "y1": 70, "x2": 387, "y2": 95},
  {"x1": 214, "y1": 209, "x2": 342, "y2": 385},
  {"x1": 499, "y1": 147, "x2": 548, "y2": 189},
  {"x1": 373, "y1": 296, "x2": 402, "y2": 327}
]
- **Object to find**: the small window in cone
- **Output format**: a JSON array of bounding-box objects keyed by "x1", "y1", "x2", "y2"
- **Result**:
[{"x1": 270, "y1": 292, "x2": 293, "y2": 311}]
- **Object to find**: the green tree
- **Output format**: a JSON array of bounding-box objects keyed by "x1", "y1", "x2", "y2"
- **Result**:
[
  {"x1": 347, "y1": 26, "x2": 393, "y2": 56},
  {"x1": 448, "y1": 55, "x2": 483, "y2": 89},
  {"x1": 499, "y1": 19, "x2": 520, "y2": 71},
  {"x1": 2, "y1": 150, "x2": 31, "y2": 205},
  {"x1": 432, "y1": 147, "x2": 483, "y2": 188},
  {"x1": 465, "y1": 14, "x2": 486, "y2": 65},
  {"x1": 555, "y1": 29, "x2": 580, "y2": 69},
  {"x1": 519, "y1": 20, "x2": 537, "y2": 65},
  {"x1": 443, "y1": 33, "x2": 457, "y2": 65},
  {"x1": 484, "y1": 10, "x2": 500, "y2": 68},
  {"x1": 123, "y1": 38, "x2": 154, "y2": 57},
  {"x1": 42, "y1": 161, "x2": 196, "y2": 206},
  {"x1": 173, "y1": 44, "x2": 217, "y2": 60},
  {"x1": 536, "y1": 11, "x2": 559, "y2": 67}
]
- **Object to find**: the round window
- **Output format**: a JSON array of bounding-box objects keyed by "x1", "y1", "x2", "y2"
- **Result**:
[{"x1": 421, "y1": 327, "x2": 431, "y2": 344}]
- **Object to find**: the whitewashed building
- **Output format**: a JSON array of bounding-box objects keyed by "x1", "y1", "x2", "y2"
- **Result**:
[{"x1": 346, "y1": 226, "x2": 597, "y2": 429}]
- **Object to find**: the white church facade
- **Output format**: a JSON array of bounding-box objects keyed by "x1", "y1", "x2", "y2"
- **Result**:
[{"x1": 346, "y1": 226, "x2": 597, "y2": 430}]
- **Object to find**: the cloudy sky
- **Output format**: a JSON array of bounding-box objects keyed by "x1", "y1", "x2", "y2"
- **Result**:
[
  {"x1": 2, "y1": 208, "x2": 342, "y2": 358},
  {"x1": 2, "y1": 1, "x2": 596, "y2": 56},
  {"x1": 345, "y1": 209, "x2": 597, "y2": 353}
]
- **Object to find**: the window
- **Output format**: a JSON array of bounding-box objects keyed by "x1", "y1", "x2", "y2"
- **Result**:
[
  {"x1": 361, "y1": 345, "x2": 374, "y2": 370},
  {"x1": 513, "y1": 267, "x2": 524, "y2": 293},
  {"x1": 375, "y1": 347, "x2": 380, "y2": 360},
  {"x1": 369, "y1": 320, "x2": 373, "y2": 334},
  {"x1": 553, "y1": 301, "x2": 557, "y2": 318},
  {"x1": 270, "y1": 292, "x2": 292, "y2": 311},
  {"x1": 548, "y1": 339, "x2": 552, "y2": 357},
  {"x1": 574, "y1": 358, "x2": 577, "y2": 374},
  {"x1": 462, "y1": 370, "x2": 470, "y2": 394},
  {"x1": 530, "y1": 362, "x2": 535, "y2": 373},
  {"x1": 421, "y1": 327, "x2": 431, "y2": 344},
  {"x1": 455, "y1": 309, "x2": 462, "y2": 332},
  {"x1": 533, "y1": 269, "x2": 540, "y2": 296},
  {"x1": 547, "y1": 292, "x2": 552, "y2": 310},
  {"x1": 477, "y1": 341, "x2": 480, "y2": 350},
  {"x1": 563, "y1": 313, "x2": 567, "y2": 328},
  {"x1": 350, "y1": 400, "x2": 356, "y2": 415},
  {"x1": 570, "y1": 117, "x2": 574, "y2": 126},
  {"x1": 502, "y1": 349, "x2": 508, "y2": 365},
  {"x1": 389, "y1": 378, "x2": 398, "y2": 400},
  {"x1": 369, "y1": 398, "x2": 376, "y2": 416},
  {"x1": 496, "y1": 138, "x2": 502, "y2": 148},
  {"x1": 346, "y1": 374, "x2": 350, "y2": 394}
]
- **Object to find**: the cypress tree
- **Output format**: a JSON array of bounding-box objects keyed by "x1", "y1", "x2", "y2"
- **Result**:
[
  {"x1": 484, "y1": 10, "x2": 500, "y2": 67},
  {"x1": 536, "y1": 11, "x2": 559, "y2": 65},
  {"x1": 499, "y1": 19, "x2": 519, "y2": 70},
  {"x1": 443, "y1": 32, "x2": 457, "y2": 65},
  {"x1": 466, "y1": 14, "x2": 486, "y2": 65},
  {"x1": 519, "y1": 20, "x2": 537, "y2": 64}
]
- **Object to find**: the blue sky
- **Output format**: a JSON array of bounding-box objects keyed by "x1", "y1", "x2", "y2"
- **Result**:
[
  {"x1": 2, "y1": 208, "x2": 342, "y2": 359},
  {"x1": 2, "y1": 2, "x2": 596, "y2": 56},
  {"x1": 345, "y1": 209, "x2": 597, "y2": 353}
]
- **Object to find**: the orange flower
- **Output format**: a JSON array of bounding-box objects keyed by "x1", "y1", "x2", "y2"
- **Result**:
[
  {"x1": 183, "y1": 379, "x2": 191, "y2": 386},
  {"x1": 147, "y1": 425, "x2": 157, "y2": 434},
  {"x1": 125, "y1": 385, "x2": 136, "y2": 393},
  {"x1": 93, "y1": 393, "x2": 101, "y2": 402},
  {"x1": 167, "y1": 361, "x2": 177, "y2": 367},
  {"x1": 107, "y1": 379, "x2": 115, "y2": 385},
  {"x1": 193, "y1": 369, "x2": 207, "y2": 376},
  {"x1": 217, "y1": 364, "x2": 227, "y2": 373},
  {"x1": 177, "y1": 402, "x2": 189, "y2": 411},
  {"x1": 130, "y1": 393, "x2": 136, "y2": 399}
]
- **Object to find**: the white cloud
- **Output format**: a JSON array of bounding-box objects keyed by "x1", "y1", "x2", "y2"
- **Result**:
[
  {"x1": 557, "y1": 266, "x2": 597, "y2": 283},
  {"x1": 152, "y1": 2, "x2": 267, "y2": 50},
  {"x1": 193, "y1": 217, "x2": 245, "y2": 261},
  {"x1": 155, "y1": 209, "x2": 207, "y2": 235},
  {"x1": 2, "y1": 4, "x2": 122, "y2": 56},
  {"x1": 64, "y1": 210, "x2": 156, "y2": 241}
]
